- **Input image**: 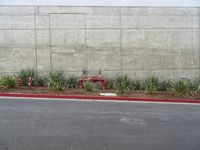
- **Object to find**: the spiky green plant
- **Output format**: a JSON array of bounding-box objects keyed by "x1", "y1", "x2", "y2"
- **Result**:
[
  {"x1": 130, "y1": 80, "x2": 142, "y2": 90},
  {"x1": 18, "y1": 68, "x2": 35, "y2": 86},
  {"x1": 66, "y1": 75, "x2": 78, "y2": 89},
  {"x1": 144, "y1": 76, "x2": 158, "y2": 94},
  {"x1": 172, "y1": 80, "x2": 191, "y2": 96},
  {"x1": 0, "y1": 75, "x2": 16, "y2": 88},
  {"x1": 47, "y1": 70, "x2": 66, "y2": 91},
  {"x1": 34, "y1": 75, "x2": 48, "y2": 87},
  {"x1": 83, "y1": 81, "x2": 93, "y2": 92},
  {"x1": 106, "y1": 79, "x2": 115, "y2": 89},
  {"x1": 114, "y1": 75, "x2": 131, "y2": 94},
  {"x1": 157, "y1": 80, "x2": 172, "y2": 91},
  {"x1": 197, "y1": 85, "x2": 200, "y2": 93},
  {"x1": 94, "y1": 82, "x2": 103, "y2": 90},
  {"x1": 189, "y1": 79, "x2": 200, "y2": 93}
]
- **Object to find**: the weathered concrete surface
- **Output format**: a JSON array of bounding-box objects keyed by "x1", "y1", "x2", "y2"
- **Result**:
[{"x1": 0, "y1": 6, "x2": 199, "y2": 80}]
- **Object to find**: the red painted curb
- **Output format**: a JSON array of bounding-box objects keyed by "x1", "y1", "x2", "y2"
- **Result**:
[{"x1": 0, "y1": 92, "x2": 200, "y2": 104}]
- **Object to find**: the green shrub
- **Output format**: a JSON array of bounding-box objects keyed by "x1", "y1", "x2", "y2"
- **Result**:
[
  {"x1": 83, "y1": 81, "x2": 93, "y2": 92},
  {"x1": 106, "y1": 79, "x2": 115, "y2": 89},
  {"x1": 190, "y1": 83, "x2": 199, "y2": 92},
  {"x1": 189, "y1": 79, "x2": 200, "y2": 92},
  {"x1": 140, "y1": 80, "x2": 146, "y2": 90},
  {"x1": 18, "y1": 68, "x2": 35, "y2": 86},
  {"x1": 0, "y1": 75, "x2": 16, "y2": 88},
  {"x1": 130, "y1": 80, "x2": 141, "y2": 90},
  {"x1": 114, "y1": 75, "x2": 131, "y2": 94},
  {"x1": 47, "y1": 70, "x2": 66, "y2": 91},
  {"x1": 66, "y1": 75, "x2": 78, "y2": 89},
  {"x1": 34, "y1": 75, "x2": 48, "y2": 87},
  {"x1": 172, "y1": 80, "x2": 191, "y2": 96},
  {"x1": 144, "y1": 76, "x2": 158, "y2": 94},
  {"x1": 157, "y1": 80, "x2": 172, "y2": 91},
  {"x1": 95, "y1": 82, "x2": 103, "y2": 90},
  {"x1": 197, "y1": 85, "x2": 200, "y2": 93}
]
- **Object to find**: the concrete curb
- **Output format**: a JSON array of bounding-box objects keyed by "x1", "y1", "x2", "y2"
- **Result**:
[{"x1": 0, "y1": 92, "x2": 200, "y2": 104}]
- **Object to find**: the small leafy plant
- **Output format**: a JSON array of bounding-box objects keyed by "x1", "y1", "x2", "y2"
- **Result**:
[
  {"x1": 95, "y1": 82, "x2": 103, "y2": 90},
  {"x1": 66, "y1": 75, "x2": 78, "y2": 89},
  {"x1": 172, "y1": 80, "x2": 191, "y2": 96},
  {"x1": 144, "y1": 76, "x2": 158, "y2": 94},
  {"x1": 189, "y1": 79, "x2": 200, "y2": 93},
  {"x1": 114, "y1": 75, "x2": 131, "y2": 94},
  {"x1": 157, "y1": 80, "x2": 172, "y2": 91},
  {"x1": 34, "y1": 75, "x2": 48, "y2": 87},
  {"x1": 0, "y1": 75, "x2": 16, "y2": 88},
  {"x1": 47, "y1": 70, "x2": 66, "y2": 91},
  {"x1": 106, "y1": 79, "x2": 115, "y2": 89},
  {"x1": 83, "y1": 81, "x2": 93, "y2": 92},
  {"x1": 130, "y1": 80, "x2": 141, "y2": 90},
  {"x1": 18, "y1": 68, "x2": 35, "y2": 86},
  {"x1": 197, "y1": 85, "x2": 200, "y2": 93}
]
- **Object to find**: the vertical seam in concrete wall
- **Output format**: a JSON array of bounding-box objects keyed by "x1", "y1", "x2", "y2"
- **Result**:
[
  {"x1": 172, "y1": 15, "x2": 175, "y2": 80},
  {"x1": 85, "y1": 13, "x2": 87, "y2": 72},
  {"x1": 199, "y1": 7, "x2": 200, "y2": 79},
  {"x1": 48, "y1": 13, "x2": 52, "y2": 70},
  {"x1": 120, "y1": 7, "x2": 122, "y2": 75},
  {"x1": 34, "y1": 6, "x2": 38, "y2": 72}
]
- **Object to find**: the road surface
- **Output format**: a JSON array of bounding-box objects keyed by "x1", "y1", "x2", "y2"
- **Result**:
[{"x1": 0, "y1": 98, "x2": 200, "y2": 150}]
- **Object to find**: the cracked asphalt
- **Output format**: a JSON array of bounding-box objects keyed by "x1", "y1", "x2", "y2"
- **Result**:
[{"x1": 0, "y1": 98, "x2": 200, "y2": 150}]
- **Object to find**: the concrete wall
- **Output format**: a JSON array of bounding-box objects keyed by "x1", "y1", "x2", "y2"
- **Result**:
[{"x1": 0, "y1": 6, "x2": 199, "y2": 80}]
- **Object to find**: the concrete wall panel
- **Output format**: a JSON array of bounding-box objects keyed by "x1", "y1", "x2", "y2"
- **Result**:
[
  {"x1": 121, "y1": 7, "x2": 199, "y2": 17},
  {"x1": 51, "y1": 29, "x2": 85, "y2": 47},
  {"x1": 150, "y1": 70, "x2": 174, "y2": 80},
  {"x1": 138, "y1": 16, "x2": 174, "y2": 28},
  {"x1": 0, "y1": 30, "x2": 35, "y2": 48},
  {"x1": 50, "y1": 14, "x2": 85, "y2": 29},
  {"x1": 10, "y1": 30, "x2": 35, "y2": 48},
  {"x1": 122, "y1": 29, "x2": 174, "y2": 51},
  {"x1": 173, "y1": 55, "x2": 199, "y2": 68},
  {"x1": 36, "y1": 30, "x2": 50, "y2": 47},
  {"x1": 36, "y1": 15, "x2": 49, "y2": 29},
  {"x1": 86, "y1": 7, "x2": 120, "y2": 28},
  {"x1": 39, "y1": 7, "x2": 85, "y2": 15},
  {"x1": 0, "y1": 48, "x2": 6, "y2": 62},
  {"x1": 122, "y1": 54, "x2": 175, "y2": 70},
  {"x1": 174, "y1": 16, "x2": 200, "y2": 28},
  {"x1": 37, "y1": 48, "x2": 51, "y2": 72},
  {"x1": 87, "y1": 52, "x2": 121, "y2": 70},
  {"x1": 86, "y1": 29, "x2": 120, "y2": 47},
  {"x1": 174, "y1": 29, "x2": 199, "y2": 51},
  {"x1": 51, "y1": 53, "x2": 86, "y2": 72},
  {"x1": 101, "y1": 70, "x2": 121, "y2": 78},
  {"x1": 173, "y1": 69, "x2": 199, "y2": 80},
  {"x1": 0, "y1": 6, "x2": 199, "y2": 80},
  {"x1": 121, "y1": 29, "x2": 146, "y2": 49},
  {"x1": 145, "y1": 29, "x2": 175, "y2": 50},
  {"x1": 0, "y1": 30, "x2": 10, "y2": 47},
  {"x1": 0, "y1": 16, "x2": 34, "y2": 29},
  {"x1": 0, "y1": 6, "x2": 34, "y2": 15},
  {"x1": 0, "y1": 47, "x2": 36, "y2": 72}
]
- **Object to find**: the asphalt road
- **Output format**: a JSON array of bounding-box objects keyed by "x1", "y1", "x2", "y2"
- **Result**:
[{"x1": 0, "y1": 98, "x2": 200, "y2": 150}]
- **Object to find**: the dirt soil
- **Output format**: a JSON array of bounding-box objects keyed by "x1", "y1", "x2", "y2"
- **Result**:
[{"x1": 0, "y1": 86, "x2": 200, "y2": 100}]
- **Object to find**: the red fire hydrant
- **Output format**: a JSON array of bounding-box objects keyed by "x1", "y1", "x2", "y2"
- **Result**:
[
  {"x1": 17, "y1": 79, "x2": 22, "y2": 91},
  {"x1": 28, "y1": 77, "x2": 33, "y2": 90}
]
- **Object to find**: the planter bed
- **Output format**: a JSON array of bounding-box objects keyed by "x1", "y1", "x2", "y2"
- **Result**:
[{"x1": 0, "y1": 87, "x2": 199, "y2": 101}]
